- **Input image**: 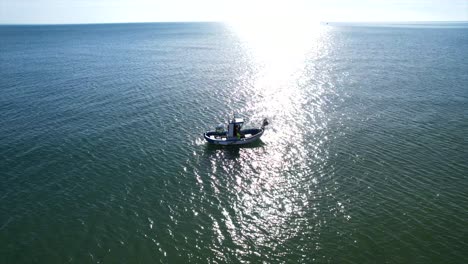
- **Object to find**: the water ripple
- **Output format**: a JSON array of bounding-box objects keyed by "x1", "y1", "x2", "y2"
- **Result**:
[{"x1": 1, "y1": 23, "x2": 467, "y2": 263}]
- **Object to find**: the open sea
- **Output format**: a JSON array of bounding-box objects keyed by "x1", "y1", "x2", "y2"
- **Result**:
[{"x1": 1, "y1": 22, "x2": 467, "y2": 263}]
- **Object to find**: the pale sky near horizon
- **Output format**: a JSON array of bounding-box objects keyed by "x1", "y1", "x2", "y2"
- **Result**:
[{"x1": 0, "y1": 0, "x2": 466, "y2": 24}]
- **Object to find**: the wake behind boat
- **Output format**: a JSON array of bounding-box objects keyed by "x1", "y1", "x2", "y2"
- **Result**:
[{"x1": 204, "y1": 116, "x2": 269, "y2": 145}]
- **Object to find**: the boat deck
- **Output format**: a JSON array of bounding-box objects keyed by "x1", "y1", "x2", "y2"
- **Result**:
[{"x1": 208, "y1": 134, "x2": 253, "y2": 140}]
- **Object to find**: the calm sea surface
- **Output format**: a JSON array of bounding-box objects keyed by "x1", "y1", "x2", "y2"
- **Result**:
[{"x1": 1, "y1": 22, "x2": 467, "y2": 263}]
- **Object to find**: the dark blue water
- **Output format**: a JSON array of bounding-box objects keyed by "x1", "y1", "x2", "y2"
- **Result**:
[{"x1": 1, "y1": 22, "x2": 467, "y2": 263}]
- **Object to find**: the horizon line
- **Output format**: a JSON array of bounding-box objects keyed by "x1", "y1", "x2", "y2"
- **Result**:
[{"x1": 1, "y1": 20, "x2": 467, "y2": 26}]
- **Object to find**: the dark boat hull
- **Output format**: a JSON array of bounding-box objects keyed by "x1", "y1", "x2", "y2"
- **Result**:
[{"x1": 204, "y1": 128, "x2": 264, "y2": 145}]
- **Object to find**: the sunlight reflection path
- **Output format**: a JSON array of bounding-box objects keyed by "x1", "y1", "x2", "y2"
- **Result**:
[
  {"x1": 210, "y1": 21, "x2": 335, "y2": 254},
  {"x1": 192, "y1": 21, "x2": 351, "y2": 261}
]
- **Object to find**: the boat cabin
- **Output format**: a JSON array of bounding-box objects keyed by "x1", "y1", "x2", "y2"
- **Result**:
[{"x1": 227, "y1": 117, "x2": 244, "y2": 138}]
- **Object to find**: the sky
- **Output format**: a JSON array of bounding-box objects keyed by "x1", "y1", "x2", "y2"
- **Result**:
[{"x1": 0, "y1": 0, "x2": 467, "y2": 24}]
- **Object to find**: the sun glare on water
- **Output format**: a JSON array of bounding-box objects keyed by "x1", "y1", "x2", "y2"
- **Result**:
[
  {"x1": 209, "y1": 2, "x2": 336, "y2": 253},
  {"x1": 226, "y1": 2, "x2": 322, "y2": 72},
  {"x1": 225, "y1": 2, "x2": 326, "y2": 122}
]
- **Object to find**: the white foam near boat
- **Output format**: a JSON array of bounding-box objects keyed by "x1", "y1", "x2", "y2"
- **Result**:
[{"x1": 203, "y1": 116, "x2": 269, "y2": 145}]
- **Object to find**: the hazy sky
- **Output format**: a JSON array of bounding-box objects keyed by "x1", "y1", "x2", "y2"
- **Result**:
[{"x1": 0, "y1": 0, "x2": 467, "y2": 24}]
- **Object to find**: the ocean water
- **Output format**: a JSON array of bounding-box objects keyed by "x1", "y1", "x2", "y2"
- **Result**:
[{"x1": 0, "y1": 22, "x2": 467, "y2": 263}]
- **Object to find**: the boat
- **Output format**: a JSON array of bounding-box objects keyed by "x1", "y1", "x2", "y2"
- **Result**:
[{"x1": 203, "y1": 116, "x2": 269, "y2": 145}]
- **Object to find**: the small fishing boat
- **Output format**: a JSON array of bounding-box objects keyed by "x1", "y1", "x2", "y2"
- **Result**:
[{"x1": 204, "y1": 116, "x2": 269, "y2": 145}]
